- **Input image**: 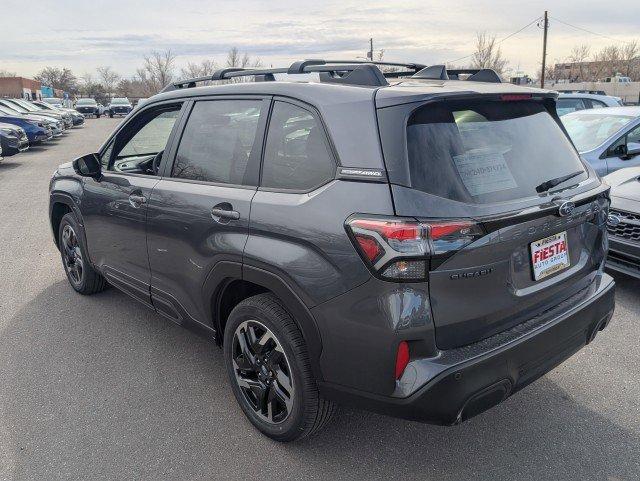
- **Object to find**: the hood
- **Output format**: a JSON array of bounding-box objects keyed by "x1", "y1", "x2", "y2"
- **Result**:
[
  {"x1": 0, "y1": 122, "x2": 20, "y2": 132},
  {"x1": 18, "y1": 113, "x2": 50, "y2": 123},
  {"x1": 27, "y1": 111, "x2": 62, "y2": 119},
  {"x1": 604, "y1": 166, "x2": 640, "y2": 202}
]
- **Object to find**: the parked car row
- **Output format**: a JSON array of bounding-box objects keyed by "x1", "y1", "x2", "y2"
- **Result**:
[
  {"x1": 560, "y1": 104, "x2": 640, "y2": 280},
  {"x1": 0, "y1": 97, "x2": 84, "y2": 162},
  {"x1": 70, "y1": 97, "x2": 135, "y2": 118}
]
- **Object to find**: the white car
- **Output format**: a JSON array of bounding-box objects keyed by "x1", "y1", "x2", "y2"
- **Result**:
[{"x1": 556, "y1": 93, "x2": 623, "y2": 116}]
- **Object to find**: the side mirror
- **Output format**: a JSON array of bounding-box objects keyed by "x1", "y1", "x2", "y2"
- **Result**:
[
  {"x1": 73, "y1": 153, "x2": 102, "y2": 178},
  {"x1": 625, "y1": 142, "x2": 640, "y2": 159}
]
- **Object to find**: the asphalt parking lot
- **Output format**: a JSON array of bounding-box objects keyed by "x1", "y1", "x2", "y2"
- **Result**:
[{"x1": 1, "y1": 119, "x2": 639, "y2": 481}]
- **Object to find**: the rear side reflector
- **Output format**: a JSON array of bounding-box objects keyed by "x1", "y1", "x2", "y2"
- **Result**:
[{"x1": 395, "y1": 341, "x2": 410, "y2": 379}]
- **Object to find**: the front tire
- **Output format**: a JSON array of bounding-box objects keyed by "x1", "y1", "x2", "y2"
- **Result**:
[
  {"x1": 58, "y1": 213, "x2": 108, "y2": 295},
  {"x1": 224, "y1": 294, "x2": 336, "y2": 442}
]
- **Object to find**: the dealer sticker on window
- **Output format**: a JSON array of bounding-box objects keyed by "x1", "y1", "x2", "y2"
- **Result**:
[
  {"x1": 452, "y1": 151, "x2": 518, "y2": 196},
  {"x1": 530, "y1": 232, "x2": 570, "y2": 281}
]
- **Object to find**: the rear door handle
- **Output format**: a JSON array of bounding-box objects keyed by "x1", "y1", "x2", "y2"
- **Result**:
[
  {"x1": 211, "y1": 208, "x2": 240, "y2": 221},
  {"x1": 129, "y1": 194, "x2": 147, "y2": 207}
]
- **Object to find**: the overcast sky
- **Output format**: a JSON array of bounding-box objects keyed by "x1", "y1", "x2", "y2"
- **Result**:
[{"x1": 1, "y1": 0, "x2": 638, "y2": 79}]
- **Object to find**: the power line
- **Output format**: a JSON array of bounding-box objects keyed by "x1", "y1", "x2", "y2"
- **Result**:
[
  {"x1": 550, "y1": 16, "x2": 636, "y2": 45},
  {"x1": 446, "y1": 16, "x2": 542, "y2": 65}
]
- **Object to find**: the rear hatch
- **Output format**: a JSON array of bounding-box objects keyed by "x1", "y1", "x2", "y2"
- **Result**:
[{"x1": 377, "y1": 94, "x2": 609, "y2": 349}]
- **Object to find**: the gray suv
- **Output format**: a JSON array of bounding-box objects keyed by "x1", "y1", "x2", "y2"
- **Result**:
[{"x1": 49, "y1": 60, "x2": 615, "y2": 442}]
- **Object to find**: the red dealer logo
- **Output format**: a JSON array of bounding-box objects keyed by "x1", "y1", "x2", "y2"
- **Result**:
[{"x1": 533, "y1": 240, "x2": 567, "y2": 263}]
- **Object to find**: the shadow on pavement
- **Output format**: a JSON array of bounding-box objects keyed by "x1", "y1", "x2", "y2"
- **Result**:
[{"x1": 1, "y1": 280, "x2": 638, "y2": 480}]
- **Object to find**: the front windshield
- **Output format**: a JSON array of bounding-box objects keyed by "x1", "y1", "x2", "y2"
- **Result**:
[
  {"x1": 76, "y1": 99, "x2": 96, "y2": 105},
  {"x1": 111, "y1": 99, "x2": 130, "y2": 105},
  {"x1": 0, "y1": 105, "x2": 22, "y2": 116},
  {"x1": 562, "y1": 113, "x2": 635, "y2": 152},
  {"x1": 1, "y1": 101, "x2": 28, "y2": 113},
  {"x1": 13, "y1": 100, "x2": 40, "y2": 112}
]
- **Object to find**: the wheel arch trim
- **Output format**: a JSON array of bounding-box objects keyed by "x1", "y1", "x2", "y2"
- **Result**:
[{"x1": 203, "y1": 261, "x2": 324, "y2": 381}]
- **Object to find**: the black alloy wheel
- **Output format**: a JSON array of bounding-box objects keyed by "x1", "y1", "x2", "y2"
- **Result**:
[
  {"x1": 61, "y1": 224, "x2": 84, "y2": 286},
  {"x1": 231, "y1": 320, "x2": 294, "y2": 424}
]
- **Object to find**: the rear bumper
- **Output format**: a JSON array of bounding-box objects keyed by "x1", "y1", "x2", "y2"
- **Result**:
[
  {"x1": 319, "y1": 273, "x2": 615, "y2": 425},
  {"x1": 606, "y1": 236, "x2": 640, "y2": 279}
]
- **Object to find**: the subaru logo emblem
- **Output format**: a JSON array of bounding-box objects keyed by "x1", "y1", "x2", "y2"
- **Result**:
[
  {"x1": 558, "y1": 201, "x2": 576, "y2": 217},
  {"x1": 607, "y1": 214, "x2": 622, "y2": 227}
]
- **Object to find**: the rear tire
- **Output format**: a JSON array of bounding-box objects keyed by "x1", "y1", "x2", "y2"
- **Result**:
[
  {"x1": 223, "y1": 293, "x2": 336, "y2": 442},
  {"x1": 58, "y1": 212, "x2": 108, "y2": 295}
]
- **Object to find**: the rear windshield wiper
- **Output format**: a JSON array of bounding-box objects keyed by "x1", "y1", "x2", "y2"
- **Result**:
[{"x1": 535, "y1": 170, "x2": 584, "y2": 193}]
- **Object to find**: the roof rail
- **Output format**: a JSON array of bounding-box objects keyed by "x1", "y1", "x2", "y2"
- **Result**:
[
  {"x1": 161, "y1": 58, "x2": 426, "y2": 92},
  {"x1": 412, "y1": 65, "x2": 502, "y2": 83}
]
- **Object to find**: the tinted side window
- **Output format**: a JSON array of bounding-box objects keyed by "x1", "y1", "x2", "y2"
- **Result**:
[
  {"x1": 587, "y1": 99, "x2": 606, "y2": 109},
  {"x1": 261, "y1": 101, "x2": 335, "y2": 190},
  {"x1": 106, "y1": 105, "x2": 181, "y2": 174},
  {"x1": 556, "y1": 98, "x2": 585, "y2": 116},
  {"x1": 172, "y1": 100, "x2": 262, "y2": 185}
]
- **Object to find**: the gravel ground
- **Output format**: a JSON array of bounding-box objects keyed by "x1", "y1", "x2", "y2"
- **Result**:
[{"x1": 0, "y1": 118, "x2": 639, "y2": 481}]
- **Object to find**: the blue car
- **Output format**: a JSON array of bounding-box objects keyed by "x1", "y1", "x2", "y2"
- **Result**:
[{"x1": 0, "y1": 105, "x2": 52, "y2": 144}]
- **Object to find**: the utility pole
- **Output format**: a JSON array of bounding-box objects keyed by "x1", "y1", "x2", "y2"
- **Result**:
[
  {"x1": 368, "y1": 38, "x2": 373, "y2": 60},
  {"x1": 540, "y1": 10, "x2": 549, "y2": 88}
]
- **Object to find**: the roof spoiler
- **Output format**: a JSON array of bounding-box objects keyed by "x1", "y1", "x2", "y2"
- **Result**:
[
  {"x1": 161, "y1": 59, "x2": 427, "y2": 92},
  {"x1": 412, "y1": 65, "x2": 502, "y2": 83}
]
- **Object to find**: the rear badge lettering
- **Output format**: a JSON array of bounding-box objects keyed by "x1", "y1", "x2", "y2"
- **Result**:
[{"x1": 450, "y1": 268, "x2": 493, "y2": 280}]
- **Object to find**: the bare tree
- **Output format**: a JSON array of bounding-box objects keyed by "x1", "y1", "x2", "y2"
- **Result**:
[
  {"x1": 621, "y1": 41, "x2": 639, "y2": 79},
  {"x1": 96, "y1": 66, "x2": 120, "y2": 99},
  {"x1": 568, "y1": 44, "x2": 591, "y2": 81},
  {"x1": 470, "y1": 32, "x2": 509, "y2": 77},
  {"x1": 180, "y1": 59, "x2": 218, "y2": 85},
  {"x1": 34, "y1": 67, "x2": 78, "y2": 92},
  {"x1": 224, "y1": 48, "x2": 262, "y2": 83},
  {"x1": 135, "y1": 50, "x2": 177, "y2": 95},
  {"x1": 0, "y1": 69, "x2": 16, "y2": 77}
]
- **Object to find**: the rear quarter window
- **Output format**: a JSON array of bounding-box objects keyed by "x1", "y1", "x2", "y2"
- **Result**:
[{"x1": 260, "y1": 101, "x2": 335, "y2": 191}]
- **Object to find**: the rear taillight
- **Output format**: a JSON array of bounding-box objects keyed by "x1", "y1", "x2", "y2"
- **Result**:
[{"x1": 346, "y1": 216, "x2": 483, "y2": 281}]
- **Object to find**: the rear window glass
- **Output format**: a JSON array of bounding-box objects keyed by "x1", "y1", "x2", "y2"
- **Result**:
[{"x1": 406, "y1": 101, "x2": 587, "y2": 203}]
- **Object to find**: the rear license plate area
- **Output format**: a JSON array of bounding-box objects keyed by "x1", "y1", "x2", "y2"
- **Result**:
[{"x1": 530, "y1": 231, "x2": 570, "y2": 281}]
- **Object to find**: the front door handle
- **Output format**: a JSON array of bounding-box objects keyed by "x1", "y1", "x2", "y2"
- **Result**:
[
  {"x1": 129, "y1": 194, "x2": 147, "y2": 207},
  {"x1": 211, "y1": 208, "x2": 240, "y2": 221}
]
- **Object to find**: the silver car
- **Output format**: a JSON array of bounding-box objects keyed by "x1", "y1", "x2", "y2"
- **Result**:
[
  {"x1": 562, "y1": 106, "x2": 640, "y2": 176},
  {"x1": 556, "y1": 93, "x2": 622, "y2": 116}
]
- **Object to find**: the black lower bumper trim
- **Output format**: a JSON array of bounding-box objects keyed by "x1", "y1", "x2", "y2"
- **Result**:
[
  {"x1": 319, "y1": 274, "x2": 615, "y2": 425},
  {"x1": 607, "y1": 237, "x2": 640, "y2": 279}
]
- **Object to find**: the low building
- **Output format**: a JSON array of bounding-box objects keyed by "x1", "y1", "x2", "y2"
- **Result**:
[{"x1": 0, "y1": 77, "x2": 43, "y2": 100}]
